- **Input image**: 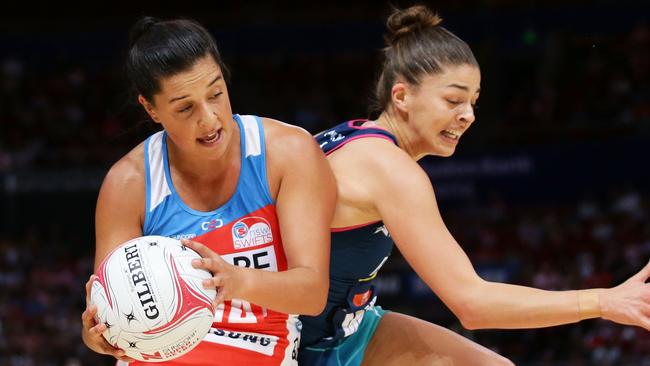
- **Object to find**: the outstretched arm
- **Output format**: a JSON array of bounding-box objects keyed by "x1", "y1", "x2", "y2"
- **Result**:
[{"x1": 363, "y1": 139, "x2": 650, "y2": 330}]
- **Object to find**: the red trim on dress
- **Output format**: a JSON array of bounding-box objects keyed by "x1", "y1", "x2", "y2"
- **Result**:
[{"x1": 324, "y1": 135, "x2": 394, "y2": 156}]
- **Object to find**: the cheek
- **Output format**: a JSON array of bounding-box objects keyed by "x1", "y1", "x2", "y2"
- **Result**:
[
  {"x1": 420, "y1": 106, "x2": 449, "y2": 133},
  {"x1": 160, "y1": 115, "x2": 193, "y2": 137},
  {"x1": 218, "y1": 94, "x2": 233, "y2": 115}
]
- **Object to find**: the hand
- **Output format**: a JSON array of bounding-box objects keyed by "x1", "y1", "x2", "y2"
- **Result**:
[
  {"x1": 182, "y1": 239, "x2": 248, "y2": 307},
  {"x1": 600, "y1": 260, "x2": 650, "y2": 331},
  {"x1": 81, "y1": 274, "x2": 135, "y2": 362}
]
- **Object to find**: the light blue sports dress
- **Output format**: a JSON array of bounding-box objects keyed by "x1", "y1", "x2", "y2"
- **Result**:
[{"x1": 124, "y1": 114, "x2": 300, "y2": 366}]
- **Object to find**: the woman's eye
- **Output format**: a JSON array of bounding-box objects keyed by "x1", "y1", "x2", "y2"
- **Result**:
[
  {"x1": 446, "y1": 99, "x2": 461, "y2": 105},
  {"x1": 210, "y1": 92, "x2": 223, "y2": 99}
]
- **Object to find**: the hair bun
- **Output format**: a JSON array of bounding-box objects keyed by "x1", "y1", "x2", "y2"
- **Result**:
[
  {"x1": 129, "y1": 16, "x2": 160, "y2": 47},
  {"x1": 385, "y1": 5, "x2": 443, "y2": 45}
]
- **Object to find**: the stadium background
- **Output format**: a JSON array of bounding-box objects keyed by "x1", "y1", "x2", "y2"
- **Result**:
[{"x1": 1, "y1": 1, "x2": 649, "y2": 365}]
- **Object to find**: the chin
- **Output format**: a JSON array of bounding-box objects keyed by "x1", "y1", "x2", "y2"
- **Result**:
[{"x1": 436, "y1": 147, "x2": 456, "y2": 157}]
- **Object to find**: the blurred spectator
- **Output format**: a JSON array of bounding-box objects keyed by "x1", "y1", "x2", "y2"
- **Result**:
[{"x1": 1, "y1": 3, "x2": 649, "y2": 365}]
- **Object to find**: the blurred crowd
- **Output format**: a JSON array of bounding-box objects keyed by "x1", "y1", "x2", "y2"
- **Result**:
[
  {"x1": 1, "y1": 7, "x2": 649, "y2": 173},
  {"x1": 1, "y1": 2, "x2": 649, "y2": 365}
]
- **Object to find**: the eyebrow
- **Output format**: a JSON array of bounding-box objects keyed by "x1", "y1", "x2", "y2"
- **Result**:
[
  {"x1": 446, "y1": 84, "x2": 481, "y2": 94},
  {"x1": 207, "y1": 75, "x2": 222, "y2": 87},
  {"x1": 168, "y1": 75, "x2": 223, "y2": 103}
]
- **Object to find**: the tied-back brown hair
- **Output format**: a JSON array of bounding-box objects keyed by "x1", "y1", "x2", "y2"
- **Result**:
[{"x1": 373, "y1": 5, "x2": 478, "y2": 114}]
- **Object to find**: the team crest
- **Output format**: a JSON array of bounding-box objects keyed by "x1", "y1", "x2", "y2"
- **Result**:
[{"x1": 231, "y1": 216, "x2": 274, "y2": 250}]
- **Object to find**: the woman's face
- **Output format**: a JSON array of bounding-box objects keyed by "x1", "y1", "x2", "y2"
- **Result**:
[
  {"x1": 140, "y1": 55, "x2": 234, "y2": 160},
  {"x1": 402, "y1": 63, "x2": 481, "y2": 157}
]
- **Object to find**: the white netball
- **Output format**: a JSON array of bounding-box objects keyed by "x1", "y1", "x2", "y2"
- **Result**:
[{"x1": 90, "y1": 235, "x2": 216, "y2": 362}]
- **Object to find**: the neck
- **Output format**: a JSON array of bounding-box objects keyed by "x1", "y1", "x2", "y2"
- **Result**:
[
  {"x1": 167, "y1": 130, "x2": 240, "y2": 183},
  {"x1": 374, "y1": 109, "x2": 424, "y2": 161}
]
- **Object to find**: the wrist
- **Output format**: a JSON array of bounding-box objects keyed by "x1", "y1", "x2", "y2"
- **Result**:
[{"x1": 578, "y1": 289, "x2": 602, "y2": 320}]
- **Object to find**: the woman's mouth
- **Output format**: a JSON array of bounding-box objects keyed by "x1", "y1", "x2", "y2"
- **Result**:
[
  {"x1": 440, "y1": 129, "x2": 461, "y2": 143},
  {"x1": 197, "y1": 129, "x2": 223, "y2": 146}
]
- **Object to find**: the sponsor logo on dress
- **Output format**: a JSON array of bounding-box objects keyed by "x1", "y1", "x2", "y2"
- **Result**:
[
  {"x1": 231, "y1": 217, "x2": 273, "y2": 250},
  {"x1": 170, "y1": 233, "x2": 196, "y2": 240},
  {"x1": 201, "y1": 218, "x2": 224, "y2": 231},
  {"x1": 205, "y1": 327, "x2": 277, "y2": 355}
]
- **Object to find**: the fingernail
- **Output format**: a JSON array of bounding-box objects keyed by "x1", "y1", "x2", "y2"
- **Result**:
[
  {"x1": 192, "y1": 259, "x2": 201, "y2": 267},
  {"x1": 202, "y1": 279, "x2": 211, "y2": 287}
]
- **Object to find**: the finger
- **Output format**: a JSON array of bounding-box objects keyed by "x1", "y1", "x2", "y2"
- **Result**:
[
  {"x1": 181, "y1": 239, "x2": 215, "y2": 259},
  {"x1": 97, "y1": 333, "x2": 123, "y2": 352},
  {"x1": 85, "y1": 274, "x2": 96, "y2": 304},
  {"x1": 81, "y1": 305, "x2": 98, "y2": 327},
  {"x1": 193, "y1": 257, "x2": 223, "y2": 271},
  {"x1": 631, "y1": 259, "x2": 650, "y2": 282},
  {"x1": 90, "y1": 322, "x2": 107, "y2": 336},
  {"x1": 639, "y1": 315, "x2": 650, "y2": 332},
  {"x1": 213, "y1": 290, "x2": 226, "y2": 308},
  {"x1": 192, "y1": 257, "x2": 207, "y2": 269},
  {"x1": 119, "y1": 356, "x2": 136, "y2": 362},
  {"x1": 203, "y1": 276, "x2": 223, "y2": 289},
  {"x1": 104, "y1": 345, "x2": 128, "y2": 359}
]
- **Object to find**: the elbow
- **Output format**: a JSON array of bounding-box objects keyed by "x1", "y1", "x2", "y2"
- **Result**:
[
  {"x1": 458, "y1": 311, "x2": 483, "y2": 330},
  {"x1": 300, "y1": 291, "x2": 327, "y2": 316},
  {"x1": 300, "y1": 273, "x2": 329, "y2": 316},
  {"x1": 454, "y1": 302, "x2": 485, "y2": 330},
  {"x1": 302, "y1": 296, "x2": 327, "y2": 316},
  {"x1": 448, "y1": 288, "x2": 490, "y2": 330}
]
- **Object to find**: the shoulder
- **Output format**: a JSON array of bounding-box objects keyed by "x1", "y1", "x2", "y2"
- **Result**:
[
  {"x1": 95, "y1": 142, "x2": 147, "y2": 265},
  {"x1": 257, "y1": 117, "x2": 331, "y2": 195},
  {"x1": 256, "y1": 117, "x2": 335, "y2": 203},
  {"x1": 331, "y1": 137, "x2": 431, "y2": 196},
  {"x1": 259, "y1": 117, "x2": 323, "y2": 163},
  {"x1": 260, "y1": 117, "x2": 317, "y2": 151},
  {"x1": 100, "y1": 142, "x2": 146, "y2": 197}
]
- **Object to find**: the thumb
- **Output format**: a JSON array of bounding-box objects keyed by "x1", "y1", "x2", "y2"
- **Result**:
[{"x1": 629, "y1": 259, "x2": 650, "y2": 282}]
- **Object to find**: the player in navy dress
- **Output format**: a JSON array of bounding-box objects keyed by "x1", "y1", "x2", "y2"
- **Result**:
[{"x1": 299, "y1": 5, "x2": 650, "y2": 366}]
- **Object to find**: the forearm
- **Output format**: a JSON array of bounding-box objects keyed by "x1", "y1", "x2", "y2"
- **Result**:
[
  {"x1": 458, "y1": 281, "x2": 602, "y2": 329},
  {"x1": 237, "y1": 266, "x2": 327, "y2": 316}
]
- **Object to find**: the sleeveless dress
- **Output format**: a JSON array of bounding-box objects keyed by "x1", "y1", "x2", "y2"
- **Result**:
[
  {"x1": 299, "y1": 120, "x2": 398, "y2": 366},
  {"x1": 122, "y1": 114, "x2": 299, "y2": 366}
]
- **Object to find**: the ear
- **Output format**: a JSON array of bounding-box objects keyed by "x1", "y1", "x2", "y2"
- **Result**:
[
  {"x1": 138, "y1": 95, "x2": 162, "y2": 124},
  {"x1": 390, "y1": 82, "x2": 409, "y2": 114}
]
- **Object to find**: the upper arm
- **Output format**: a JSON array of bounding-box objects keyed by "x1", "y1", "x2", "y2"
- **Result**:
[
  {"x1": 365, "y1": 145, "x2": 484, "y2": 310},
  {"x1": 94, "y1": 152, "x2": 145, "y2": 270},
  {"x1": 264, "y1": 120, "x2": 336, "y2": 274}
]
